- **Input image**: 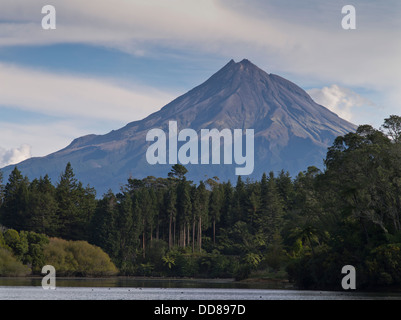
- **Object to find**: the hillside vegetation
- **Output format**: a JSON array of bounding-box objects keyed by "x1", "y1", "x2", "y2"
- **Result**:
[{"x1": 1, "y1": 116, "x2": 401, "y2": 289}]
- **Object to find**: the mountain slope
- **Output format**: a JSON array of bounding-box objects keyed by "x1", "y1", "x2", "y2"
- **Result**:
[{"x1": 1, "y1": 59, "x2": 357, "y2": 194}]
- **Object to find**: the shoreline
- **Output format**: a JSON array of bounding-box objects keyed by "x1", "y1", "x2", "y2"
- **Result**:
[
  {"x1": 0, "y1": 275, "x2": 294, "y2": 290},
  {"x1": 2, "y1": 275, "x2": 400, "y2": 293}
]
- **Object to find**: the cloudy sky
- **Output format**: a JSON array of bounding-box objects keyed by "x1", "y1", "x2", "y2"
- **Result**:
[{"x1": 0, "y1": 0, "x2": 400, "y2": 167}]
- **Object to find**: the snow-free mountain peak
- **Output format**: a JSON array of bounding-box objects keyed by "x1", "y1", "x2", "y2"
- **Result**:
[{"x1": 1, "y1": 59, "x2": 357, "y2": 194}]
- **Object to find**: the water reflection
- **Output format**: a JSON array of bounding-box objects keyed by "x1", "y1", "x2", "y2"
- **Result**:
[
  {"x1": 1, "y1": 277, "x2": 401, "y2": 300},
  {"x1": 0, "y1": 277, "x2": 291, "y2": 289}
]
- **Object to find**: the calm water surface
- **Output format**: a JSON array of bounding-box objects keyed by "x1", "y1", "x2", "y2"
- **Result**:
[{"x1": 1, "y1": 277, "x2": 400, "y2": 300}]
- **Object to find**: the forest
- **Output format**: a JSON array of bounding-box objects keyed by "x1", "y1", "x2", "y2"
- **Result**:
[{"x1": 1, "y1": 116, "x2": 401, "y2": 289}]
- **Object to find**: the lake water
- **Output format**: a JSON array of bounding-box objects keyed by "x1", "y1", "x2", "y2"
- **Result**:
[
  {"x1": 3, "y1": 286, "x2": 401, "y2": 300},
  {"x1": 1, "y1": 277, "x2": 401, "y2": 300}
]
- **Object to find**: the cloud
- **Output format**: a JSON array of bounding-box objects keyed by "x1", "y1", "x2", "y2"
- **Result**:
[
  {"x1": 0, "y1": 144, "x2": 32, "y2": 167},
  {"x1": 0, "y1": 62, "x2": 176, "y2": 162},
  {"x1": 0, "y1": 62, "x2": 175, "y2": 123},
  {"x1": 1, "y1": 0, "x2": 400, "y2": 161},
  {"x1": 0, "y1": 120, "x2": 93, "y2": 159},
  {"x1": 0, "y1": 0, "x2": 399, "y2": 107},
  {"x1": 1, "y1": 1, "x2": 399, "y2": 75},
  {"x1": 0, "y1": 1, "x2": 399, "y2": 88},
  {"x1": 307, "y1": 85, "x2": 383, "y2": 126}
]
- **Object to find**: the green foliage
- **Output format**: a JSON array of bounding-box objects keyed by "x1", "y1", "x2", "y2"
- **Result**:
[
  {"x1": 366, "y1": 243, "x2": 401, "y2": 286},
  {"x1": 381, "y1": 115, "x2": 401, "y2": 143},
  {"x1": 18, "y1": 231, "x2": 49, "y2": 272},
  {"x1": 168, "y1": 164, "x2": 188, "y2": 181},
  {"x1": 286, "y1": 120, "x2": 401, "y2": 289},
  {"x1": 0, "y1": 231, "x2": 6, "y2": 249},
  {"x1": 2, "y1": 117, "x2": 401, "y2": 287},
  {"x1": 4, "y1": 229, "x2": 28, "y2": 260},
  {"x1": 0, "y1": 229, "x2": 117, "y2": 277},
  {"x1": 43, "y1": 238, "x2": 118, "y2": 276},
  {"x1": 27, "y1": 176, "x2": 59, "y2": 236},
  {"x1": 0, "y1": 164, "x2": 96, "y2": 241},
  {"x1": 0, "y1": 167, "x2": 29, "y2": 231},
  {"x1": 0, "y1": 229, "x2": 49, "y2": 275},
  {"x1": 56, "y1": 163, "x2": 96, "y2": 240},
  {"x1": 244, "y1": 252, "x2": 262, "y2": 269},
  {"x1": 0, "y1": 248, "x2": 31, "y2": 276},
  {"x1": 162, "y1": 252, "x2": 176, "y2": 269},
  {"x1": 233, "y1": 262, "x2": 251, "y2": 281}
]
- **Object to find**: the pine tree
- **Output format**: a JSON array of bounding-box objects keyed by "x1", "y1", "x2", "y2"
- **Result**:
[
  {"x1": 190, "y1": 185, "x2": 200, "y2": 252},
  {"x1": 177, "y1": 180, "x2": 192, "y2": 247},
  {"x1": 196, "y1": 181, "x2": 209, "y2": 252},
  {"x1": 90, "y1": 189, "x2": 118, "y2": 259},
  {"x1": 209, "y1": 184, "x2": 222, "y2": 245},
  {"x1": 137, "y1": 188, "x2": 156, "y2": 257},
  {"x1": 56, "y1": 163, "x2": 79, "y2": 239},
  {"x1": 276, "y1": 170, "x2": 294, "y2": 211},
  {"x1": 259, "y1": 172, "x2": 284, "y2": 244},
  {"x1": 220, "y1": 181, "x2": 233, "y2": 227},
  {"x1": 232, "y1": 176, "x2": 246, "y2": 222},
  {"x1": 0, "y1": 167, "x2": 29, "y2": 231},
  {"x1": 78, "y1": 184, "x2": 97, "y2": 239},
  {"x1": 116, "y1": 192, "x2": 136, "y2": 272},
  {"x1": 164, "y1": 186, "x2": 177, "y2": 250},
  {"x1": 55, "y1": 163, "x2": 96, "y2": 240},
  {"x1": 27, "y1": 175, "x2": 58, "y2": 236}
]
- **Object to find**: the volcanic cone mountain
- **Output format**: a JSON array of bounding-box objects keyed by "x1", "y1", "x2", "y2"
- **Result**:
[{"x1": 1, "y1": 59, "x2": 357, "y2": 194}]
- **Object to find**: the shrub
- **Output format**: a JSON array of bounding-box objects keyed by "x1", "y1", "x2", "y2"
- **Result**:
[
  {"x1": 0, "y1": 248, "x2": 31, "y2": 276},
  {"x1": 233, "y1": 263, "x2": 251, "y2": 281},
  {"x1": 43, "y1": 238, "x2": 118, "y2": 276},
  {"x1": 366, "y1": 243, "x2": 401, "y2": 286},
  {"x1": 0, "y1": 231, "x2": 7, "y2": 249},
  {"x1": 3, "y1": 229, "x2": 28, "y2": 260},
  {"x1": 22, "y1": 231, "x2": 49, "y2": 272}
]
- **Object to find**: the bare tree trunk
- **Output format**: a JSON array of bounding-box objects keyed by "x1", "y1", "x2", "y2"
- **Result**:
[
  {"x1": 187, "y1": 223, "x2": 190, "y2": 248},
  {"x1": 192, "y1": 220, "x2": 196, "y2": 252},
  {"x1": 198, "y1": 216, "x2": 202, "y2": 252},
  {"x1": 213, "y1": 219, "x2": 216, "y2": 245},
  {"x1": 173, "y1": 219, "x2": 176, "y2": 247},
  {"x1": 156, "y1": 219, "x2": 159, "y2": 240},
  {"x1": 183, "y1": 222, "x2": 186, "y2": 248},
  {"x1": 142, "y1": 228, "x2": 146, "y2": 258},
  {"x1": 180, "y1": 225, "x2": 183, "y2": 247},
  {"x1": 169, "y1": 213, "x2": 172, "y2": 250},
  {"x1": 150, "y1": 223, "x2": 153, "y2": 246}
]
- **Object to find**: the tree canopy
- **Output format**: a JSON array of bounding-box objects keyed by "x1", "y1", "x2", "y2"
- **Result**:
[{"x1": 1, "y1": 117, "x2": 401, "y2": 288}]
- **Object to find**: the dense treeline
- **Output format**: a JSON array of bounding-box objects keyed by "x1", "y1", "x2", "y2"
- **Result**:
[{"x1": 1, "y1": 116, "x2": 401, "y2": 289}]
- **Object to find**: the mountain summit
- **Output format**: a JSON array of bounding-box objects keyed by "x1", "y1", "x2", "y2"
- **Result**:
[{"x1": 2, "y1": 59, "x2": 357, "y2": 193}]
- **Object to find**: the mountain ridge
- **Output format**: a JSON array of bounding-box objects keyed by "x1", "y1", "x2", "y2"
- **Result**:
[{"x1": 1, "y1": 59, "x2": 357, "y2": 194}]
